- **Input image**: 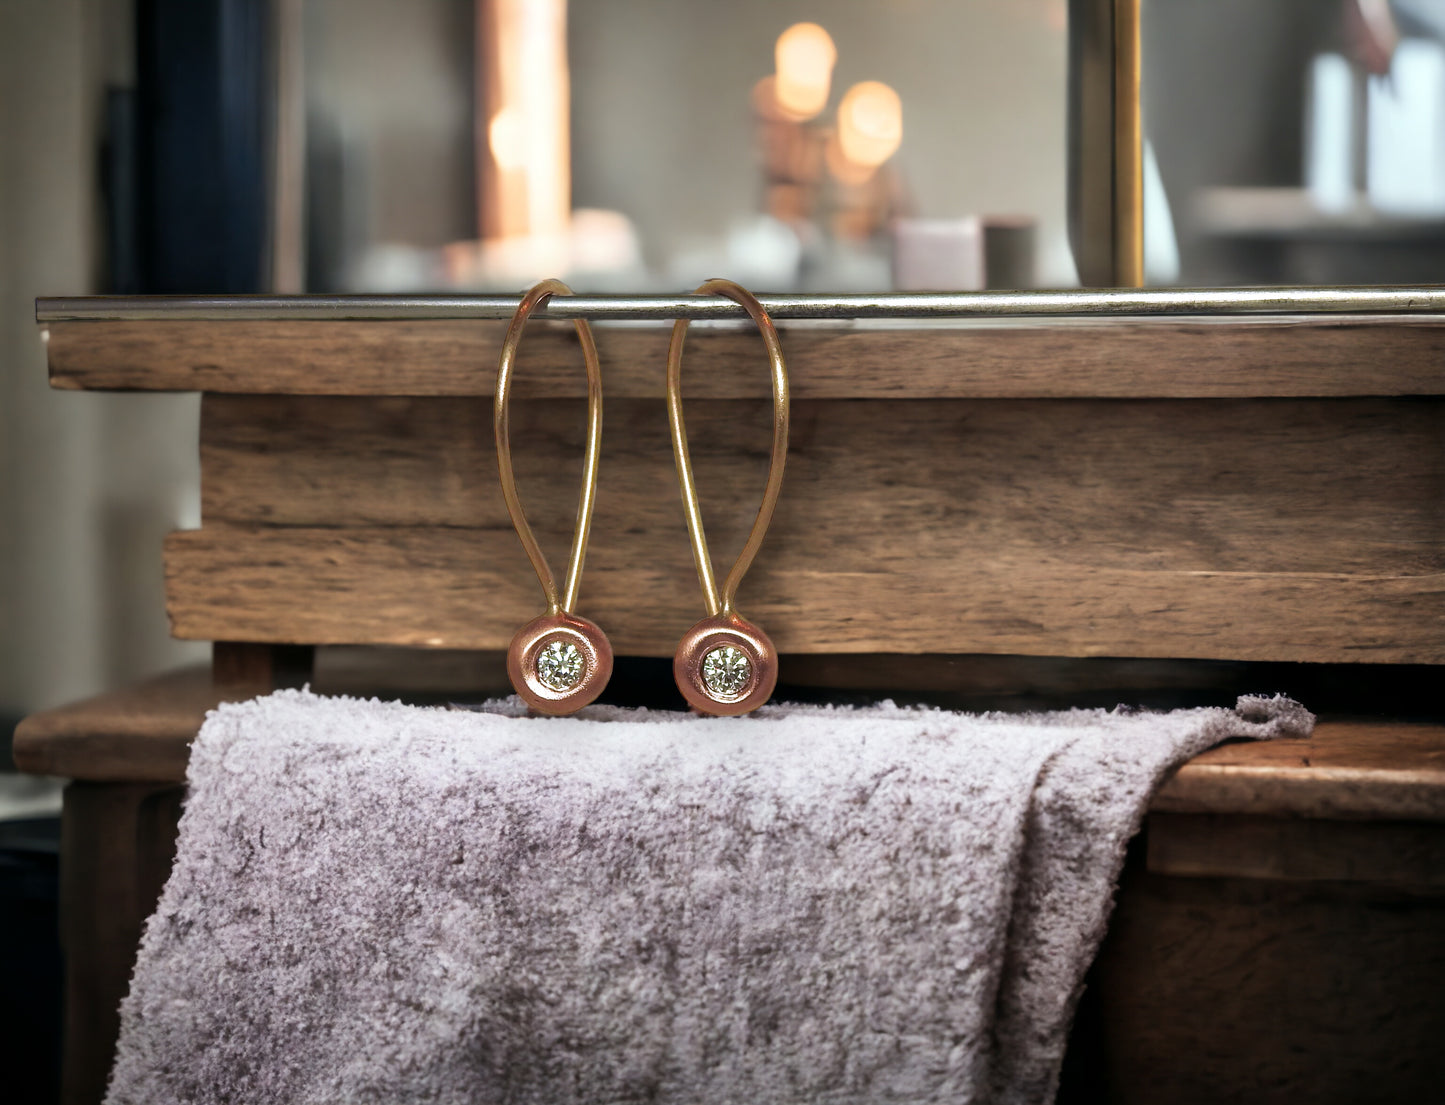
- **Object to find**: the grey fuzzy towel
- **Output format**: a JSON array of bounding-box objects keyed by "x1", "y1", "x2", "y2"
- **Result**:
[{"x1": 107, "y1": 691, "x2": 1311, "y2": 1105}]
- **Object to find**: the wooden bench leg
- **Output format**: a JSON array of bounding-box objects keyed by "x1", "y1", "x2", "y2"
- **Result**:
[
  {"x1": 59, "y1": 781, "x2": 183, "y2": 1105},
  {"x1": 48, "y1": 644, "x2": 308, "y2": 1103}
]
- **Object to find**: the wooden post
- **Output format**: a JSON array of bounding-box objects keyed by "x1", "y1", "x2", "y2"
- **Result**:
[
  {"x1": 212, "y1": 641, "x2": 313, "y2": 695},
  {"x1": 59, "y1": 782, "x2": 183, "y2": 1105},
  {"x1": 49, "y1": 644, "x2": 313, "y2": 1102}
]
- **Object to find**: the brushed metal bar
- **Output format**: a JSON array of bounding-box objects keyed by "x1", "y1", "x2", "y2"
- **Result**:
[{"x1": 34, "y1": 286, "x2": 1445, "y2": 323}]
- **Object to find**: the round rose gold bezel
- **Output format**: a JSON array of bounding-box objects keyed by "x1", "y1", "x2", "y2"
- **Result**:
[
  {"x1": 673, "y1": 613, "x2": 778, "y2": 716},
  {"x1": 507, "y1": 612, "x2": 612, "y2": 716}
]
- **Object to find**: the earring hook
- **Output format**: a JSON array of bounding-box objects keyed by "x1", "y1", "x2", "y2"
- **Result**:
[
  {"x1": 666, "y1": 278, "x2": 791, "y2": 619},
  {"x1": 495, "y1": 278, "x2": 603, "y2": 616}
]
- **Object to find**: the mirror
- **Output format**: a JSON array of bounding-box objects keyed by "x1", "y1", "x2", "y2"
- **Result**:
[
  {"x1": 301, "y1": 0, "x2": 1075, "y2": 294},
  {"x1": 1144, "y1": 0, "x2": 1445, "y2": 287}
]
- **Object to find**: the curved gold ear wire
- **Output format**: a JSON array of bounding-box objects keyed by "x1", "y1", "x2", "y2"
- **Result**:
[
  {"x1": 496, "y1": 279, "x2": 612, "y2": 715},
  {"x1": 667, "y1": 278, "x2": 790, "y2": 715}
]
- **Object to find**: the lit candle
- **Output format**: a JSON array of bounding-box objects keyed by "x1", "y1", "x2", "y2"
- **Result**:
[
  {"x1": 476, "y1": 0, "x2": 570, "y2": 244},
  {"x1": 836, "y1": 80, "x2": 903, "y2": 171},
  {"x1": 774, "y1": 22, "x2": 837, "y2": 122}
]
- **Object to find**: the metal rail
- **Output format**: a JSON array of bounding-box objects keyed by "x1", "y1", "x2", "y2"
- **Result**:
[{"x1": 34, "y1": 285, "x2": 1445, "y2": 323}]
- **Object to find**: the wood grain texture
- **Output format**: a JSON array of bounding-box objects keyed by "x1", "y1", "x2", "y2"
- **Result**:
[
  {"x1": 1090, "y1": 866, "x2": 1445, "y2": 1104},
  {"x1": 46, "y1": 315, "x2": 1445, "y2": 397},
  {"x1": 163, "y1": 524, "x2": 1445, "y2": 661},
  {"x1": 186, "y1": 394, "x2": 1445, "y2": 660},
  {"x1": 13, "y1": 666, "x2": 226, "y2": 782},
  {"x1": 199, "y1": 397, "x2": 1445, "y2": 581},
  {"x1": 1145, "y1": 812, "x2": 1445, "y2": 884},
  {"x1": 1153, "y1": 719, "x2": 1445, "y2": 820}
]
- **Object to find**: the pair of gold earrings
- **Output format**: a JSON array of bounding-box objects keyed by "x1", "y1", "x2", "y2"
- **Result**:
[{"x1": 494, "y1": 277, "x2": 790, "y2": 718}]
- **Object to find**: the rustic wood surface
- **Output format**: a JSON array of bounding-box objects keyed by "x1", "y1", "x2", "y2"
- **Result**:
[
  {"x1": 185, "y1": 393, "x2": 1445, "y2": 660},
  {"x1": 311, "y1": 646, "x2": 514, "y2": 698},
  {"x1": 1153, "y1": 719, "x2": 1445, "y2": 819},
  {"x1": 1089, "y1": 864, "x2": 1445, "y2": 1103},
  {"x1": 45, "y1": 315, "x2": 1445, "y2": 397},
  {"x1": 17, "y1": 667, "x2": 1445, "y2": 825},
  {"x1": 60, "y1": 781, "x2": 183, "y2": 1105},
  {"x1": 1145, "y1": 811, "x2": 1445, "y2": 884},
  {"x1": 163, "y1": 523, "x2": 1445, "y2": 660},
  {"x1": 199, "y1": 396, "x2": 1445, "y2": 570},
  {"x1": 13, "y1": 667, "x2": 228, "y2": 782}
]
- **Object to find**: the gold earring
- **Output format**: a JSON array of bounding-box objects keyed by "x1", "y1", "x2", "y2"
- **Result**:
[
  {"x1": 667, "y1": 279, "x2": 790, "y2": 716},
  {"x1": 496, "y1": 279, "x2": 613, "y2": 715}
]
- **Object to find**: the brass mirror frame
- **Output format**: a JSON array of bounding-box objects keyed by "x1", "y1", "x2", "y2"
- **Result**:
[{"x1": 1068, "y1": 0, "x2": 1143, "y2": 288}]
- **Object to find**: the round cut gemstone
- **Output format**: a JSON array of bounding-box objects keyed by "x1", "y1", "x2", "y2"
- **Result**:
[
  {"x1": 701, "y1": 645, "x2": 752, "y2": 699},
  {"x1": 536, "y1": 639, "x2": 585, "y2": 691}
]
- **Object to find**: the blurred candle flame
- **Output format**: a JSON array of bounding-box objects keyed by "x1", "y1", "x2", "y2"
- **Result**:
[
  {"x1": 837, "y1": 80, "x2": 902, "y2": 168},
  {"x1": 774, "y1": 22, "x2": 837, "y2": 121},
  {"x1": 825, "y1": 132, "x2": 876, "y2": 186},
  {"x1": 488, "y1": 106, "x2": 527, "y2": 172},
  {"x1": 478, "y1": 0, "x2": 570, "y2": 245}
]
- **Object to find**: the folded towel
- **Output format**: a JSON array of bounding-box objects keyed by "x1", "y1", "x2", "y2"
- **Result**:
[{"x1": 107, "y1": 691, "x2": 1311, "y2": 1105}]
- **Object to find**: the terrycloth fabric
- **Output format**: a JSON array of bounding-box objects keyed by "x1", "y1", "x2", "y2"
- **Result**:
[{"x1": 107, "y1": 692, "x2": 1311, "y2": 1105}]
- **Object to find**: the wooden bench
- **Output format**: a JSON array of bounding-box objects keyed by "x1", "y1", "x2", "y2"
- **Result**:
[{"x1": 18, "y1": 299, "x2": 1445, "y2": 1103}]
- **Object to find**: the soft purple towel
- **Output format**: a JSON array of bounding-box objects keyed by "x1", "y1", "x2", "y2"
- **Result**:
[{"x1": 107, "y1": 691, "x2": 1311, "y2": 1104}]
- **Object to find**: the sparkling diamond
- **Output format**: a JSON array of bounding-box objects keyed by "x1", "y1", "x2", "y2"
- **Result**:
[
  {"x1": 536, "y1": 640, "x2": 585, "y2": 691},
  {"x1": 701, "y1": 645, "x2": 752, "y2": 699}
]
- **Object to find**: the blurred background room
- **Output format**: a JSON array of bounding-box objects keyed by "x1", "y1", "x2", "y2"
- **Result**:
[{"x1": 3, "y1": 0, "x2": 1445, "y2": 1099}]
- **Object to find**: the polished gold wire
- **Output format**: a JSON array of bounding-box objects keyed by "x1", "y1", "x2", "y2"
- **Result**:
[
  {"x1": 666, "y1": 278, "x2": 790, "y2": 618},
  {"x1": 495, "y1": 279, "x2": 603, "y2": 615}
]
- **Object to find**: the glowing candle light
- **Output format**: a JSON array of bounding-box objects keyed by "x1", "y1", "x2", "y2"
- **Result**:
[
  {"x1": 837, "y1": 80, "x2": 902, "y2": 168},
  {"x1": 488, "y1": 106, "x2": 527, "y2": 173},
  {"x1": 774, "y1": 22, "x2": 837, "y2": 121},
  {"x1": 826, "y1": 132, "x2": 876, "y2": 186},
  {"x1": 477, "y1": 0, "x2": 570, "y2": 244}
]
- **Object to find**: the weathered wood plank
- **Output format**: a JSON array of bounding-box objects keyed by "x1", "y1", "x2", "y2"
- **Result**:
[
  {"x1": 1146, "y1": 813, "x2": 1445, "y2": 884},
  {"x1": 47, "y1": 315, "x2": 1445, "y2": 397},
  {"x1": 200, "y1": 396, "x2": 1445, "y2": 578},
  {"x1": 13, "y1": 667, "x2": 228, "y2": 782},
  {"x1": 1091, "y1": 862, "x2": 1445, "y2": 1103},
  {"x1": 1153, "y1": 719, "x2": 1445, "y2": 820},
  {"x1": 163, "y1": 525, "x2": 1445, "y2": 661}
]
